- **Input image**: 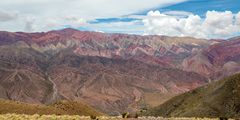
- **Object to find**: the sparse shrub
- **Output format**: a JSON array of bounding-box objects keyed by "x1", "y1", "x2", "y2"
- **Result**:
[
  {"x1": 192, "y1": 90, "x2": 197, "y2": 94},
  {"x1": 121, "y1": 112, "x2": 129, "y2": 118},
  {"x1": 129, "y1": 113, "x2": 138, "y2": 118},
  {"x1": 219, "y1": 117, "x2": 228, "y2": 120},
  {"x1": 90, "y1": 115, "x2": 98, "y2": 120},
  {"x1": 123, "y1": 113, "x2": 138, "y2": 118},
  {"x1": 140, "y1": 107, "x2": 148, "y2": 113}
]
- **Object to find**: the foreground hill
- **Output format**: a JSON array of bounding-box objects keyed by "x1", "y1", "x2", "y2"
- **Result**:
[
  {"x1": 144, "y1": 73, "x2": 240, "y2": 118},
  {"x1": 0, "y1": 99, "x2": 103, "y2": 116}
]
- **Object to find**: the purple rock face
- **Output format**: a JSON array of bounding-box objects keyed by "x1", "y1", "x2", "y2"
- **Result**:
[{"x1": 0, "y1": 28, "x2": 239, "y2": 114}]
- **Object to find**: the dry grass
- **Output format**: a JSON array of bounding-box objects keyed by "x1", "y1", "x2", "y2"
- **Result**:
[
  {"x1": 0, "y1": 99, "x2": 66, "y2": 115},
  {"x1": 143, "y1": 73, "x2": 240, "y2": 118},
  {"x1": 0, "y1": 99, "x2": 103, "y2": 116},
  {"x1": 0, "y1": 114, "x2": 234, "y2": 120},
  {"x1": 51, "y1": 100, "x2": 104, "y2": 116},
  {"x1": 143, "y1": 92, "x2": 177, "y2": 107}
]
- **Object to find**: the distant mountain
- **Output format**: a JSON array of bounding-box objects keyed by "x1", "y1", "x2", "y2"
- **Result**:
[
  {"x1": 183, "y1": 36, "x2": 240, "y2": 80},
  {"x1": 0, "y1": 28, "x2": 240, "y2": 114},
  {"x1": 0, "y1": 28, "x2": 215, "y2": 67},
  {"x1": 143, "y1": 73, "x2": 240, "y2": 118}
]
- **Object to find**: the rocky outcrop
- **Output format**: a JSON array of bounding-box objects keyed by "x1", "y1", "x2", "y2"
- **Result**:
[{"x1": 183, "y1": 37, "x2": 240, "y2": 79}]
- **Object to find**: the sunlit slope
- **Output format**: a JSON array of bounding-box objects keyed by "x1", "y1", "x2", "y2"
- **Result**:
[
  {"x1": 0, "y1": 99, "x2": 103, "y2": 116},
  {"x1": 144, "y1": 73, "x2": 240, "y2": 118}
]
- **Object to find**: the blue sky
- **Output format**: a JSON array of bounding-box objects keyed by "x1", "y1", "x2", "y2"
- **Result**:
[
  {"x1": 89, "y1": 0, "x2": 240, "y2": 24},
  {"x1": 83, "y1": 0, "x2": 240, "y2": 38},
  {"x1": 0, "y1": 0, "x2": 239, "y2": 39},
  {"x1": 146, "y1": 0, "x2": 240, "y2": 16}
]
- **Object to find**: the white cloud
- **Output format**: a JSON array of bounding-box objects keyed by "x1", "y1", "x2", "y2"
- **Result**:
[
  {"x1": 0, "y1": 0, "x2": 239, "y2": 39},
  {"x1": 84, "y1": 20, "x2": 144, "y2": 34},
  {"x1": 162, "y1": 11, "x2": 193, "y2": 18},
  {"x1": 143, "y1": 10, "x2": 240, "y2": 39},
  {"x1": 0, "y1": 0, "x2": 185, "y2": 32},
  {"x1": 0, "y1": 10, "x2": 18, "y2": 22},
  {"x1": 202, "y1": 11, "x2": 238, "y2": 37},
  {"x1": 24, "y1": 20, "x2": 35, "y2": 32},
  {"x1": 236, "y1": 12, "x2": 240, "y2": 27},
  {"x1": 63, "y1": 16, "x2": 88, "y2": 28},
  {"x1": 0, "y1": 0, "x2": 185, "y2": 18}
]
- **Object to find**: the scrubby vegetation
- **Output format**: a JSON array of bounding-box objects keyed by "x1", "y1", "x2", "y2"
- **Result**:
[
  {"x1": 51, "y1": 100, "x2": 104, "y2": 116},
  {"x1": 0, "y1": 99, "x2": 66, "y2": 115},
  {"x1": 0, "y1": 99, "x2": 103, "y2": 116},
  {"x1": 0, "y1": 114, "x2": 235, "y2": 120},
  {"x1": 142, "y1": 73, "x2": 240, "y2": 118}
]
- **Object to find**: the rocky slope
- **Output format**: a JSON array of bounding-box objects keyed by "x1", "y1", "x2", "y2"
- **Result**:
[
  {"x1": 144, "y1": 73, "x2": 240, "y2": 118},
  {"x1": 48, "y1": 53, "x2": 207, "y2": 114},
  {"x1": 0, "y1": 46, "x2": 207, "y2": 114},
  {"x1": 0, "y1": 28, "x2": 215, "y2": 67},
  {"x1": 0, "y1": 29, "x2": 210, "y2": 114},
  {"x1": 183, "y1": 37, "x2": 240, "y2": 80},
  {"x1": 0, "y1": 28, "x2": 240, "y2": 114}
]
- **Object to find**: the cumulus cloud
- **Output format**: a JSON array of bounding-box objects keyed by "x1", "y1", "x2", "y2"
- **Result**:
[
  {"x1": 0, "y1": 0, "x2": 239, "y2": 39},
  {"x1": 143, "y1": 10, "x2": 240, "y2": 39},
  {"x1": 236, "y1": 12, "x2": 240, "y2": 27}
]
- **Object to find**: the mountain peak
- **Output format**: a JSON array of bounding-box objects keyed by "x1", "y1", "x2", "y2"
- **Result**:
[
  {"x1": 51, "y1": 28, "x2": 81, "y2": 34},
  {"x1": 61, "y1": 28, "x2": 80, "y2": 32}
]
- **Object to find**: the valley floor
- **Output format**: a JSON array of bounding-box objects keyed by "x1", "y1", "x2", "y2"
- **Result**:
[{"x1": 0, "y1": 114, "x2": 233, "y2": 120}]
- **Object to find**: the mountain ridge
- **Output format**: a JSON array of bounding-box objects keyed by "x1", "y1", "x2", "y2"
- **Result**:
[{"x1": 143, "y1": 73, "x2": 240, "y2": 118}]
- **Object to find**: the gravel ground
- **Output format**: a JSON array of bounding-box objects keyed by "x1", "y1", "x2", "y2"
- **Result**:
[{"x1": 0, "y1": 114, "x2": 234, "y2": 120}]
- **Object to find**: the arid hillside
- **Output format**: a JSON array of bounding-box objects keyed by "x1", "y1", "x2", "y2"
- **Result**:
[
  {"x1": 144, "y1": 73, "x2": 240, "y2": 118},
  {"x1": 0, "y1": 29, "x2": 240, "y2": 114}
]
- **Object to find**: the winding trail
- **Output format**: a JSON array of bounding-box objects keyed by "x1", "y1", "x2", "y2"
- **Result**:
[
  {"x1": 45, "y1": 72, "x2": 58, "y2": 103},
  {"x1": 0, "y1": 61, "x2": 59, "y2": 103}
]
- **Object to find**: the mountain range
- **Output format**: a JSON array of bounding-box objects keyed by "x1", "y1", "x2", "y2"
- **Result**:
[{"x1": 0, "y1": 28, "x2": 240, "y2": 114}]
